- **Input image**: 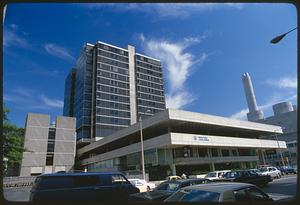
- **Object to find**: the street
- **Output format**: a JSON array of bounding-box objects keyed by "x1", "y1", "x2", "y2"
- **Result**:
[
  {"x1": 3, "y1": 175, "x2": 297, "y2": 202},
  {"x1": 261, "y1": 174, "x2": 297, "y2": 196}
]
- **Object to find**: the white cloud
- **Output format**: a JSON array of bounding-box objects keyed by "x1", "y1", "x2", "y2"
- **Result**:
[
  {"x1": 166, "y1": 92, "x2": 195, "y2": 109},
  {"x1": 266, "y1": 77, "x2": 297, "y2": 89},
  {"x1": 139, "y1": 34, "x2": 207, "y2": 109},
  {"x1": 4, "y1": 87, "x2": 64, "y2": 111},
  {"x1": 40, "y1": 94, "x2": 64, "y2": 108},
  {"x1": 230, "y1": 93, "x2": 297, "y2": 120},
  {"x1": 79, "y1": 3, "x2": 244, "y2": 18},
  {"x1": 44, "y1": 43, "x2": 75, "y2": 61},
  {"x1": 230, "y1": 108, "x2": 248, "y2": 120},
  {"x1": 231, "y1": 75, "x2": 297, "y2": 120},
  {"x1": 9, "y1": 24, "x2": 19, "y2": 30},
  {"x1": 4, "y1": 25, "x2": 30, "y2": 48}
]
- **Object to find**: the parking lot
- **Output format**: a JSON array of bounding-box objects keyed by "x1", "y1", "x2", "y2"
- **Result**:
[{"x1": 3, "y1": 174, "x2": 297, "y2": 202}]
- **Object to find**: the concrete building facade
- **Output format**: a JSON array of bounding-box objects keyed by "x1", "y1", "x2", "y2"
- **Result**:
[
  {"x1": 241, "y1": 72, "x2": 297, "y2": 167},
  {"x1": 76, "y1": 109, "x2": 286, "y2": 180},
  {"x1": 20, "y1": 113, "x2": 76, "y2": 176},
  {"x1": 63, "y1": 41, "x2": 166, "y2": 146},
  {"x1": 258, "y1": 102, "x2": 297, "y2": 167}
]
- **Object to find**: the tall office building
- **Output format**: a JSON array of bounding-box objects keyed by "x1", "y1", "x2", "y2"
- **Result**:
[{"x1": 64, "y1": 41, "x2": 166, "y2": 145}]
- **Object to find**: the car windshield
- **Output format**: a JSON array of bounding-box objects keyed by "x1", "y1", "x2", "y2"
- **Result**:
[
  {"x1": 129, "y1": 180, "x2": 139, "y2": 185},
  {"x1": 166, "y1": 189, "x2": 220, "y2": 202},
  {"x1": 259, "y1": 168, "x2": 268, "y2": 172},
  {"x1": 248, "y1": 170, "x2": 259, "y2": 175},
  {"x1": 206, "y1": 173, "x2": 217, "y2": 177},
  {"x1": 155, "y1": 182, "x2": 180, "y2": 191},
  {"x1": 223, "y1": 172, "x2": 241, "y2": 178}
]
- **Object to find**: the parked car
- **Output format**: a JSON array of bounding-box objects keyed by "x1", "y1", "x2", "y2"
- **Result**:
[
  {"x1": 248, "y1": 169, "x2": 262, "y2": 175},
  {"x1": 129, "y1": 178, "x2": 211, "y2": 201},
  {"x1": 164, "y1": 182, "x2": 274, "y2": 202},
  {"x1": 221, "y1": 170, "x2": 272, "y2": 187},
  {"x1": 204, "y1": 170, "x2": 231, "y2": 181},
  {"x1": 128, "y1": 179, "x2": 156, "y2": 192},
  {"x1": 30, "y1": 172, "x2": 139, "y2": 202},
  {"x1": 259, "y1": 166, "x2": 282, "y2": 179},
  {"x1": 281, "y1": 167, "x2": 297, "y2": 175},
  {"x1": 165, "y1": 175, "x2": 182, "y2": 180}
]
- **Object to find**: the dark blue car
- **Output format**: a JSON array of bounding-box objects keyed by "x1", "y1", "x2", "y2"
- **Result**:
[{"x1": 30, "y1": 172, "x2": 139, "y2": 202}]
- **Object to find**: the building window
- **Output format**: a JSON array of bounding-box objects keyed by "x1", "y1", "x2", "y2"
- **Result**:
[
  {"x1": 198, "y1": 148, "x2": 208, "y2": 157},
  {"x1": 48, "y1": 128, "x2": 56, "y2": 140},
  {"x1": 232, "y1": 149, "x2": 238, "y2": 156},
  {"x1": 46, "y1": 154, "x2": 54, "y2": 166},
  {"x1": 47, "y1": 141, "x2": 55, "y2": 153},
  {"x1": 221, "y1": 149, "x2": 230, "y2": 157},
  {"x1": 211, "y1": 148, "x2": 219, "y2": 157}
]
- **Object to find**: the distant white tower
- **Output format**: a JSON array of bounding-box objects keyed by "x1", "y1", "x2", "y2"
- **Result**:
[{"x1": 242, "y1": 72, "x2": 264, "y2": 121}]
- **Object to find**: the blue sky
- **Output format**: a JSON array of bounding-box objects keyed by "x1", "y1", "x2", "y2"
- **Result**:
[{"x1": 3, "y1": 3, "x2": 297, "y2": 128}]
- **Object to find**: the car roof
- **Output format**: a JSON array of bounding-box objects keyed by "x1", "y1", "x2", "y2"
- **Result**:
[
  {"x1": 40, "y1": 171, "x2": 124, "y2": 177},
  {"x1": 164, "y1": 178, "x2": 207, "y2": 183},
  {"x1": 208, "y1": 170, "x2": 231, "y2": 173},
  {"x1": 182, "y1": 182, "x2": 254, "y2": 193}
]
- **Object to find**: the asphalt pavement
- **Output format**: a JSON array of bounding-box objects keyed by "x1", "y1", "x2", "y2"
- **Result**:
[
  {"x1": 261, "y1": 174, "x2": 297, "y2": 196},
  {"x1": 3, "y1": 174, "x2": 297, "y2": 202}
]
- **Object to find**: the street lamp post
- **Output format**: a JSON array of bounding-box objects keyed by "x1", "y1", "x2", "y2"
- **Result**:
[
  {"x1": 139, "y1": 109, "x2": 151, "y2": 181},
  {"x1": 270, "y1": 27, "x2": 297, "y2": 44}
]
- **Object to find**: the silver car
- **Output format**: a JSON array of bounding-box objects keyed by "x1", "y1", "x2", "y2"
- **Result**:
[{"x1": 164, "y1": 182, "x2": 274, "y2": 202}]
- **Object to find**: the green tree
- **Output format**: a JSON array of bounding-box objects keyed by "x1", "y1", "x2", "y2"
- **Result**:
[{"x1": 3, "y1": 106, "x2": 24, "y2": 176}]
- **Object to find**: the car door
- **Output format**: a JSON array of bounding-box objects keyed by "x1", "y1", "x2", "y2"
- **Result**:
[
  {"x1": 268, "y1": 168, "x2": 275, "y2": 177},
  {"x1": 233, "y1": 188, "x2": 251, "y2": 202},
  {"x1": 245, "y1": 187, "x2": 272, "y2": 201},
  {"x1": 72, "y1": 175, "x2": 101, "y2": 201},
  {"x1": 234, "y1": 187, "x2": 271, "y2": 202},
  {"x1": 94, "y1": 174, "x2": 117, "y2": 202},
  {"x1": 244, "y1": 171, "x2": 262, "y2": 186},
  {"x1": 110, "y1": 174, "x2": 133, "y2": 200}
]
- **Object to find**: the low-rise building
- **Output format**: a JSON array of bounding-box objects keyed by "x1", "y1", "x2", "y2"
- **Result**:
[
  {"x1": 20, "y1": 113, "x2": 76, "y2": 176},
  {"x1": 257, "y1": 102, "x2": 297, "y2": 167},
  {"x1": 76, "y1": 109, "x2": 286, "y2": 180}
]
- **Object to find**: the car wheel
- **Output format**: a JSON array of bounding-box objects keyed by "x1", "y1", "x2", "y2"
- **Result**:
[{"x1": 147, "y1": 186, "x2": 150, "y2": 192}]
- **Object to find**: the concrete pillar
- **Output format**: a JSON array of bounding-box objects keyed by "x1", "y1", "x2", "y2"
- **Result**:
[
  {"x1": 210, "y1": 163, "x2": 215, "y2": 171},
  {"x1": 170, "y1": 164, "x2": 176, "y2": 176},
  {"x1": 207, "y1": 148, "x2": 212, "y2": 157},
  {"x1": 193, "y1": 147, "x2": 199, "y2": 157},
  {"x1": 128, "y1": 45, "x2": 137, "y2": 125},
  {"x1": 261, "y1": 150, "x2": 266, "y2": 165}
]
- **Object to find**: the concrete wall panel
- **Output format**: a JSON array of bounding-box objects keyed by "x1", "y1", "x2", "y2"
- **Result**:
[
  {"x1": 25, "y1": 127, "x2": 49, "y2": 140},
  {"x1": 27, "y1": 113, "x2": 50, "y2": 127},
  {"x1": 56, "y1": 116, "x2": 76, "y2": 129},
  {"x1": 21, "y1": 153, "x2": 46, "y2": 167},
  {"x1": 54, "y1": 141, "x2": 75, "y2": 153},
  {"x1": 55, "y1": 129, "x2": 76, "y2": 141},
  {"x1": 54, "y1": 154, "x2": 75, "y2": 166}
]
